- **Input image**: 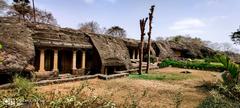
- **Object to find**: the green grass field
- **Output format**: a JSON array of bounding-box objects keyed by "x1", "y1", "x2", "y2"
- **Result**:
[{"x1": 129, "y1": 73, "x2": 192, "y2": 81}]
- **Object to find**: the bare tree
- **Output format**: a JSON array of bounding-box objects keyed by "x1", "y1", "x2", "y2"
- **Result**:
[
  {"x1": 78, "y1": 21, "x2": 101, "y2": 33},
  {"x1": 105, "y1": 26, "x2": 127, "y2": 38},
  {"x1": 32, "y1": 8, "x2": 57, "y2": 25},
  {"x1": 146, "y1": 5, "x2": 155, "y2": 74},
  {"x1": 139, "y1": 18, "x2": 148, "y2": 75},
  {"x1": 32, "y1": 0, "x2": 36, "y2": 23},
  {"x1": 8, "y1": 6, "x2": 58, "y2": 25}
]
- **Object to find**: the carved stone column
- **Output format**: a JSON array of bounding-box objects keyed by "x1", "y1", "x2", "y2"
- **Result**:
[
  {"x1": 72, "y1": 50, "x2": 77, "y2": 70},
  {"x1": 53, "y1": 49, "x2": 58, "y2": 75},
  {"x1": 81, "y1": 50, "x2": 86, "y2": 69},
  {"x1": 132, "y1": 50, "x2": 135, "y2": 60},
  {"x1": 39, "y1": 49, "x2": 45, "y2": 72},
  {"x1": 137, "y1": 49, "x2": 139, "y2": 59}
]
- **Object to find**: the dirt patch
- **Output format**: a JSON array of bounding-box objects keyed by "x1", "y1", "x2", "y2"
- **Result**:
[{"x1": 38, "y1": 67, "x2": 221, "y2": 108}]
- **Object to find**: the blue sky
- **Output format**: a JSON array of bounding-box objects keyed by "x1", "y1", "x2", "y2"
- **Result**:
[{"x1": 6, "y1": 0, "x2": 240, "y2": 43}]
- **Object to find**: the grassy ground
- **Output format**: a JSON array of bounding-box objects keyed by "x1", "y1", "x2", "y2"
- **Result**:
[
  {"x1": 129, "y1": 73, "x2": 192, "y2": 81},
  {"x1": 36, "y1": 67, "x2": 221, "y2": 108}
]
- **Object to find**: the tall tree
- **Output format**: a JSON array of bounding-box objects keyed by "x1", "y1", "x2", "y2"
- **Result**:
[
  {"x1": 12, "y1": 0, "x2": 31, "y2": 21},
  {"x1": 105, "y1": 26, "x2": 127, "y2": 38},
  {"x1": 78, "y1": 21, "x2": 101, "y2": 34},
  {"x1": 146, "y1": 5, "x2": 155, "y2": 74},
  {"x1": 32, "y1": 0, "x2": 36, "y2": 23},
  {"x1": 139, "y1": 18, "x2": 148, "y2": 75}
]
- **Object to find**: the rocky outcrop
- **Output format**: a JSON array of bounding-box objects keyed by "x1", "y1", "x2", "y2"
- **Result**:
[
  {"x1": 27, "y1": 23, "x2": 92, "y2": 49},
  {"x1": 88, "y1": 34, "x2": 131, "y2": 70},
  {"x1": 154, "y1": 37, "x2": 216, "y2": 60},
  {"x1": 0, "y1": 17, "x2": 35, "y2": 74}
]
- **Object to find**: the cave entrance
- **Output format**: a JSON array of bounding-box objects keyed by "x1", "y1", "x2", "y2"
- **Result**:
[{"x1": 58, "y1": 49, "x2": 73, "y2": 74}]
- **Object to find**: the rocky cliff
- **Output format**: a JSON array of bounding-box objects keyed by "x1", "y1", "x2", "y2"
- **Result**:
[{"x1": 0, "y1": 17, "x2": 35, "y2": 74}]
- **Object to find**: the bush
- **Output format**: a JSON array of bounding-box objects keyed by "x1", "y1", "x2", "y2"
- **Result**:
[
  {"x1": 198, "y1": 91, "x2": 240, "y2": 108},
  {"x1": 0, "y1": 76, "x2": 43, "y2": 107},
  {"x1": 198, "y1": 84, "x2": 240, "y2": 108},
  {"x1": 0, "y1": 79, "x2": 116, "y2": 108},
  {"x1": 204, "y1": 57, "x2": 218, "y2": 63},
  {"x1": 158, "y1": 59, "x2": 225, "y2": 72},
  {"x1": 215, "y1": 55, "x2": 240, "y2": 84}
]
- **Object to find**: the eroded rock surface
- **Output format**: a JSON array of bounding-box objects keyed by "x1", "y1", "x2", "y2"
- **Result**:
[{"x1": 0, "y1": 17, "x2": 35, "y2": 74}]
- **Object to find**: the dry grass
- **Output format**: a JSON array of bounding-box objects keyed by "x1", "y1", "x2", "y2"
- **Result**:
[{"x1": 37, "y1": 67, "x2": 221, "y2": 108}]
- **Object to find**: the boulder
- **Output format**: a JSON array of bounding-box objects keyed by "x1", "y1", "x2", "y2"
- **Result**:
[{"x1": 0, "y1": 17, "x2": 35, "y2": 74}]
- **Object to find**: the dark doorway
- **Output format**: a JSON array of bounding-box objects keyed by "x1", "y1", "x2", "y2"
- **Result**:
[
  {"x1": 45, "y1": 49, "x2": 54, "y2": 71},
  {"x1": 107, "y1": 66, "x2": 115, "y2": 75},
  {"x1": 0, "y1": 74, "x2": 12, "y2": 85},
  {"x1": 58, "y1": 50, "x2": 73, "y2": 74},
  {"x1": 76, "y1": 50, "x2": 82, "y2": 69}
]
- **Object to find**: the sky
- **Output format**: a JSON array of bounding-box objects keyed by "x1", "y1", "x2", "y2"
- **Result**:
[{"x1": 5, "y1": 0, "x2": 240, "y2": 44}]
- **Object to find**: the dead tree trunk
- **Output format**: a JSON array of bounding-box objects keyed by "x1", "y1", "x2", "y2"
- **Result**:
[
  {"x1": 32, "y1": 0, "x2": 36, "y2": 23},
  {"x1": 138, "y1": 18, "x2": 148, "y2": 75},
  {"x1": 146, "y1": 5, "x2": 155, "y2": 74}
]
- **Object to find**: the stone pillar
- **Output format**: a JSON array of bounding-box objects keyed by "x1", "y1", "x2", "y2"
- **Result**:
[
  {"x1": 72, "y1": 50, "x2": 77, "y2": 70},
  {"x1": 105, "y1": 67, "x2": 108, "y2": 75},
  {"x1": 137, "y1": 49, "x2": 139, "y2": 59},
  {"x1": 53, "y1": 49, "x2": 58, "y2": 72},
  {"x1": 81, "y1": 50, "x2": 86, "y2": 69},
  {"x1": 39, "y1": 49, "x2": 45, "y2": 72},
  {"x1": 132, "y1": 50, "x2": 135, "y2": 60}
]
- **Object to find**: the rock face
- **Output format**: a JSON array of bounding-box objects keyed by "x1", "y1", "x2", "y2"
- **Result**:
[
  {"x1": 88, "y1": 34, "x2": 131, "y2": 72},
  {"x1": 153, "y1": 37, "x2": 216, "y2": 60},
  {"x1": 0, "y1": 17, "x2": 35, "y2": 74}
]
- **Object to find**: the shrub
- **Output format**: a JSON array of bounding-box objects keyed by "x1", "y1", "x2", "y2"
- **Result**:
[
  {"x1": 0, "y1": 76, "x2": 43, "y2": 107},
  {"x1": 204, "y1": 57, "x2": 219, "y2": 63},
  {"x1": 158, "y1": 59, "x2": 224, "y2": 71},
  {"x1": 217, "y1": 84, "x2": 240, "y2": 101},
  {"x1": 0, "y1": 79, "x2": 116, "y2": 108},
  {"x1": 198, "y1": 83, "x2": 240, "y2": 108},
  {"x1": 198, "y1": 90, "x2": 240, "y2": 108},
  {"x1": 215, "y1": 55, "x2": 240, "y2": 84}
]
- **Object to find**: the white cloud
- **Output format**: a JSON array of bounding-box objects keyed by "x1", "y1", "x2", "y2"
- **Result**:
[{"x1": 169, "y1": 18, "x2": 206, "y2": 34}]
